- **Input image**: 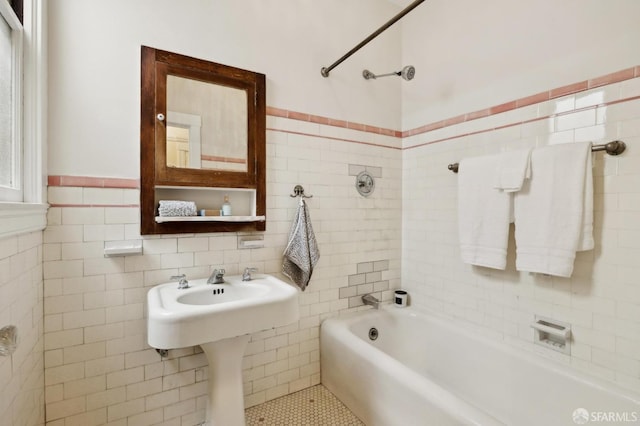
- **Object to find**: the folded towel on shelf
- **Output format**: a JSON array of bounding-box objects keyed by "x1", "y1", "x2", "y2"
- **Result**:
[
  {"x1": 158, "y1": 200, "x2": 197, "y2": 217},
  {"x1": 514, "y1": 142, "x2": 594, "y2": 277},
  {"x1": 494, "y1": 148, "x2": 532, "y2": 192},
  {"x1": 283, "y1": 198, "x2": 320, "y2": 291},
  {"x1": 458, "y1": 154, "x2": 512, "y2": 270}
]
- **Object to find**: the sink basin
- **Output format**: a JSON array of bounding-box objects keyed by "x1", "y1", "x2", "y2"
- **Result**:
[
  {"x1": 147, "y1": 274, "x2": 299, "y2": 349},
  {"x1": 147, "y1": 273, "x2": 299, "y2": 426},
  {"x1": 177, "y1": 283, "x2": 269, "y2": 306}
]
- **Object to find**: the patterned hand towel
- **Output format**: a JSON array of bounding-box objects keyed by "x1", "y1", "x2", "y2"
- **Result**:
[
  {"x1": 283, "y1": 199, "x2": 320, "y2": 291},
  {"x1": 158, "y1": 200, "x2": 197, "y2": 217}
]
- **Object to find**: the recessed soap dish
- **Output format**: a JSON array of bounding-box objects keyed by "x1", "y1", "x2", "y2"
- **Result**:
[{"x1": 531, "y1": 316, "x2": 571, "y2": 355}]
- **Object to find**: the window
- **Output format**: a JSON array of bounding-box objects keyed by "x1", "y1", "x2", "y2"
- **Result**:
[
  {"x1": 0, "y1": 0, "x2": 47, "y2": 239},
  {"x1": 0, "y1": 0, "x2": 22, "y2": 201}
]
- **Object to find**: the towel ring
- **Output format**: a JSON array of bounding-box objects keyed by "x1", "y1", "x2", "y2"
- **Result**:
[{"x1": 290, "y1": 185, "x2": 313, "y2": 199}]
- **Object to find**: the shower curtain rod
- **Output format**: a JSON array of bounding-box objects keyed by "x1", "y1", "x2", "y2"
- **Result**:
[
  {"x1": 447, "y1": 140, "x2": 627, "y2": 173},
  {"x1": 320, "y1": 0, "x2": 426, "y2": 78}
]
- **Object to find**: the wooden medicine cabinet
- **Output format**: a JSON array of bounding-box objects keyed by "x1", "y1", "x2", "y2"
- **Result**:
[{"x1": 140, "y1": 46, "x2": 266, "y2": 234}]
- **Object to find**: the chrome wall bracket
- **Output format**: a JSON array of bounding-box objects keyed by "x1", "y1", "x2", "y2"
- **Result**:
[{"x1": 0, "y1": 325, "x2": 17, "y2": 356}]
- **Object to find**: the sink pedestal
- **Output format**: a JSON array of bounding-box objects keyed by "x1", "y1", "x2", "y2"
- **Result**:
[{"x1": 200, "y1": 334, "x2": 251, "y2": 426}]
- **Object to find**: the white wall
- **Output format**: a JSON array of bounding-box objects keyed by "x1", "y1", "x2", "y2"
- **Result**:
[
  {"x1": 42, "y1": 1, "x2": 640, "y2": 424},
  {"x1": 45, "y1": 1, "x2": 402, "y2": 424},
  {"x1": 401, "y1": 0, "x2": 640, "y2": 129},
  {"x1": 0, "y1": 232, "x2": 45, "y2": 426},
  {"x1": 402, "y1": 0, "x2": 640, "y2": 394},
  {"x1": 47, "y1": 0, "x2": 403, "y2": 179},
  {"x1": 403, "y1": 77, "x2": 640, "y2": 393}
]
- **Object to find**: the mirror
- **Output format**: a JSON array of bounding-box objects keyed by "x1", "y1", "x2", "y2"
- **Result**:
[
  {"x1": 166, "y1": 76, "x2": 248, "y2": 172},
  {"x1": 140, "y1": 46, "x2": 266, "y2": 235}
]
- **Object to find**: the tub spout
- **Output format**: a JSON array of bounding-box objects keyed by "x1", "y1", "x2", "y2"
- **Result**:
[{"x1": 362, "y1": 294, "x2": 380, "y2": 309}]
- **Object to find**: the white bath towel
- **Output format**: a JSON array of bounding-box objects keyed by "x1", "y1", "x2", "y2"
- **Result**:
[
  {"x1": 514, "y1": 142, "x2": 594, "y2": 277},
  {"x1": 158, "y1": 200, "x2": 197, "y2": 217},
  {"x1": 494, "y1": 148, "x2": 532, "y2": 192},
  {"x1": 458, "y1": 154, "x2": 512, "y2": 270},
  {"x1": 283, "y1": 199, "x2": 320, "y2": 291}
]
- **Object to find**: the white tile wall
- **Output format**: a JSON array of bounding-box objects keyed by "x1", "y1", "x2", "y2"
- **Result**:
[
  {"x1": 43, "y1": 120, "x2": 402, "y2": 423},
  {"x1": 403, "y1": 79, "x2": 640, "y2": 392},
  {"x1": 0, "y1": 231, "x2": 45, "y2": 426},
  {"x1": 39, "y1": 74, "x2": 640, "y2": 425}
]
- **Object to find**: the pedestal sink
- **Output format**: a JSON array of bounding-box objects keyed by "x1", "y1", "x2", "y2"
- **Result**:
[{"x1": 147, "y1": 274, "x2": 299, "y2": 425}]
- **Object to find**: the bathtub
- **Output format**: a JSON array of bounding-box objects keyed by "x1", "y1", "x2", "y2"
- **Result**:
[{"x1": 321, "y1": 306, "x2": 640, "y2": 426}]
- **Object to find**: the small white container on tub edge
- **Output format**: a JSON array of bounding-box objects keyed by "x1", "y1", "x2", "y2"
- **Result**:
[{"x1": 394, "y1": 290, "x2": 408, "y2": 307}]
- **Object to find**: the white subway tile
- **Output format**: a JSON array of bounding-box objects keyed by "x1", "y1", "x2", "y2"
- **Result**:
[
  {"x1": 46, "y1": 396, "x2": 86, "y2": 421},
  {"x1": 48, "y1": 187, "x2": 83, "y2": 205},
  {"x1": 45, "y1": 362, "x2": 85, "y2": 386},
  {"x1": 162, "y1": 371, "x2": 195, "y2": 391},
  {"x1": 106, "y1": 367, "x2": 144, "y2": 390},
  {"x1": 160, "y1": 253, "x2": 194, "y2": 269},
  {"x1": 64, "y1": 408, "x2": 108, "y2": 426},
  {"x1": 162, "y1": 399, "x2": 196, "y2": 421},
  {"x1": 64, "y1": 375, "x2": 106, "y2": 399},
  {"x1": 44, "y1": 226, "x2": 84, "y2": 244},
  {"x1": 104, "y1": 207, "x2": 139, "y2": 224},
  {"x1": 85, "y1": 355, "x2": 124, "y2": 378},
  {"x1": 62, "y1": 207, "x2": 105, "y2": 225},
  {"x1": 83, "y1": 188, "x2": 124, "y2": 206},
  {"x1": 106, "y1": 397, "x2": 145, "y2": 422},
  {"x1": 126, "y1": 378, "x2": 162, "y2": 400}
]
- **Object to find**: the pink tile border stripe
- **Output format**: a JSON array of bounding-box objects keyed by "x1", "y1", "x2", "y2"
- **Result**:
[
  {"x1": 266, "y1": 107, "x2": 402, "y2": 138},
  {"x1": 267, "y1": 128, "x2": 401, "y2": 150},
  {"x1": 48, "y1": 65, "x2": 640, "y2": 191},
  {"x1": 401, "y1": 65, "x2": 640, "y2": 138},
  {"x1": 267, "y1": 65, "x2": 640, "y2": 139},
  {"x1": 48, "y1": 175, "x2": 139, "y2": 189},
  {"x1": 404, "y1": 93, "x2": 640, "y2": 151},
  {"x1": 49, "y1": 203, "x2": 139, "y2": 208}
]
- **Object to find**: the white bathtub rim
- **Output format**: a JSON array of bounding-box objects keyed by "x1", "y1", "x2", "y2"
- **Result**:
[
  {"x1": 322, "y1": 305, "x2": 640, "y2": 407},
  {"x1": 321, "y1": 308, "x2": 504, "y2": 425}
]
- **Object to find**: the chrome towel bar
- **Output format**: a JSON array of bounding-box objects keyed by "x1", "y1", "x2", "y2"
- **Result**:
[{"x1": 447, "y1": 140, "x2": 626, "y2": 173}]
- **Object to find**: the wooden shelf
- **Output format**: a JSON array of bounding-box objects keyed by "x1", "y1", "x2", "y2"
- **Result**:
[{"x1": 155, "y1": 215, "x2": 266, "y2": 224}]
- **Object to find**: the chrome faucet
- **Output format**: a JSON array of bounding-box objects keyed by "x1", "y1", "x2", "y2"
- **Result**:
[
  {"x1": 207, "y1": 268, "x2": 225, "y2": 284},
  {"x1": 362, "y1": 294, "x2": 380, "y2": 309},
  {"x1": 242, "y1": 267, "x2": 258, "y2": 281},
  {"x1": 171, "y1": 274, "x2": 190, "y2": 290}
]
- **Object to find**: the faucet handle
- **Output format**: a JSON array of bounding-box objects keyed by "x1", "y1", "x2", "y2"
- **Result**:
[
  {"x1": 242, "y1": 267, "x2": 258, "y2": 281},
  {"x1": 170, "y1": 274, "x2": 189, "y2": 289}
]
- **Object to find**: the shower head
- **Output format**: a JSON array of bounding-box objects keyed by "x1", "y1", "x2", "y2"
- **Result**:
[
  {"x1": 362, "y1": 65, "x2": 416, "y2": 81},
  {"x1": 399, "y1": 65, "x2": 416, "y2": 81}
]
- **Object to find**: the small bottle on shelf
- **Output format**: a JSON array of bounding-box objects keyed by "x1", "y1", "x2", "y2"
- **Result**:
[{"x1": 221, "y1": 195, "x2": 232, "y2": 216}]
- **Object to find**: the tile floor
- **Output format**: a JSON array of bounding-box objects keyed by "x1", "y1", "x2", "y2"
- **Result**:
[{"x1": 245, "y1": 384, "x2": 365, "y2": 425}]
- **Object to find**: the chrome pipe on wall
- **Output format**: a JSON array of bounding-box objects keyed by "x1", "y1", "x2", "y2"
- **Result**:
[{"x1": 320, "y1": 0, "x2": 426, "y2": 78}]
